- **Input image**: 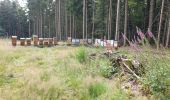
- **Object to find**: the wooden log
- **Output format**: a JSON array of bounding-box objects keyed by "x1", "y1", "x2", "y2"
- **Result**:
[
  {"x1": 53, "y1": 37, "x2": 58, "y2": 45},
  {"x1": 39, "y1": 38, "x2": 44, "y2": 45},
  {"x1": 11, "y1": 36, "x2": 17, "y2": 46},
  {"x1": 20, "y1": 38, "x2": 26, "y2": 46},
  {"x1": 33, "y1": 35, "x2": 38, "y2": 46},
  {"x1": 26, "y1": 38, "x2": 31, "y2": 46}
]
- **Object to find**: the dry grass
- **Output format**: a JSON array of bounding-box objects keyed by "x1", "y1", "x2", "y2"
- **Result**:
[{"x1": 0, "y1": 39, "x2": 155, "y2": 100}]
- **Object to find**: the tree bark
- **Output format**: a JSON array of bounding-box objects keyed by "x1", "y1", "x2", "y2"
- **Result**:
[
  {"x1": 124, "y1": 0, "x2": 128, "y2": 46},
  {"x1": 166, "y1": 17, "x2": 170, "y2": 48},
  {"x1": 148, "y1": 0, "x2": 154, "y2": 31},
  {"x1": 157, "y1": 0, "x2": 165, "y2": 50},
  {"x1": 83, "y1": 0, "x2": 85, "y2": 40},
  {"x1": 115, "y1": 0, "x2": 120, "y2": 40}
]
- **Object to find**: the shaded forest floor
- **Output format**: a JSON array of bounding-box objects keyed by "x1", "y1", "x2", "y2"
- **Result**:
[{"x1": 0, "y1": 39, "x2": 169, "y2": 100}]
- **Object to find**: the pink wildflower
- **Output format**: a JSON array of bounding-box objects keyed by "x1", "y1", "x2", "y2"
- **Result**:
[{"x1": 146, "y1": 28, "x2": 153, "y2": 38}]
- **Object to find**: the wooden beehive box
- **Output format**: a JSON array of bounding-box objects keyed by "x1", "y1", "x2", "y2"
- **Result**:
[
  {"x1": 49, "y1": 38, "x2": 53, "y2": 46},
  {"x1": 39, "y1": 38, "x2": 44, "y2": 45},
  {"x1": 26, "y1": 38, "x2": 31, "y2": 46},
  {"x1": 44, "y1": 38, "x2": 49, "y2": 47},
  {"x1": 33, "y1": 35, "x2": 38, "y2": 46},
  {"x1": 53, "y1": 37, "x2": 58, "y2": 45},
  {"x1": 11, "y1": 36, "x2": 17, "y2": 46},
  {"x1": 67, "y1": 37, "x2": 72, "y2": 46},
  {"x1": 87, "y1": 39, "x2": 92, "y2": 44},
  {"x1": 20, "y1": 38, "x2": 26, "y2": 46}
]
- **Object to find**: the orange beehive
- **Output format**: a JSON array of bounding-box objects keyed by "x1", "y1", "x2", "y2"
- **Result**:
[
  {"x1": 11, "y1": 36, "x2": 17, "y2": 46},
  {"x1": 20, "y1": 38, "x2": 26, "y2": 46},
  {"x1": 53, "y1": 37, "x2": 58, "y2": 45},
  {"x1": 67, "y1": 37, "x2": 72, "y2": 46},
  {"x1": 26, "y1": 38, "x2": 31, "y2": 46},
  {"x1": 39, "y1": 38, "x2": 44, "y2": 45},
  {"x1": 49, "y1": 38, "x2": 53, "y2": 46},
  {"x1": 44, "y1": 38, "x2": 49, "y2": 47},
  {"x1": 33, "y1": 35, "x2": 38, "y2": 46}
]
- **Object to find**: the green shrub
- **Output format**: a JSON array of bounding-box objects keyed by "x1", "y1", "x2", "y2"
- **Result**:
[
  {"x1": 76, "y1": 47, "x2": 87, "y2": 63},
  {"x1": 88, "y1": 82, "x2": 107, "y2": 98}
]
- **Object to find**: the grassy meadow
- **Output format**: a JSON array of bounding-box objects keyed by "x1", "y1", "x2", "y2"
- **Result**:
[{"x1": 0, "y1": 39, "x2": 169, "y2": 100}]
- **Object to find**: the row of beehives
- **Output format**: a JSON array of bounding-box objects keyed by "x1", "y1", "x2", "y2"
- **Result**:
[
  {"x1": 70, "y1": 39, "x2": 117, "y2": 47},
  {"x1": 11, "y1": 35, "x2": 118, "y2": 48},
  {"x1": 11, "y1": 36, "x2": 58, "y2": 46}
]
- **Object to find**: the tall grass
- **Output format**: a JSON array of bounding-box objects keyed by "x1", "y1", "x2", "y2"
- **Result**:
[{"x1": 75, "y1": 46, "x2": 87, "y2": 63}]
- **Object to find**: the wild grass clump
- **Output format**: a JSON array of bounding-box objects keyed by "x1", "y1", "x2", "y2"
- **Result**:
[
  {"x1": 88, "y1": 82, "x2": 107, "y2": 98},
  {"x1": 75, "y1": 46, "x2": 87, "y2": 63}
]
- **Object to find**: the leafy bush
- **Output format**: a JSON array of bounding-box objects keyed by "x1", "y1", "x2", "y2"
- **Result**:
[{"x1": 76, "y1": 47, "x2": 87, "y2": 63}]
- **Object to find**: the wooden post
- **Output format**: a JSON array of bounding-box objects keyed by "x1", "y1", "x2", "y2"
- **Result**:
[{"x1": 11, "y1": 36, "x2": 17, "y2": 46}]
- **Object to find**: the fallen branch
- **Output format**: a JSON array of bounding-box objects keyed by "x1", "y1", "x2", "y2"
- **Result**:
[{"x1": 122, "y1": 62, "x2": 141, "y2": 79}]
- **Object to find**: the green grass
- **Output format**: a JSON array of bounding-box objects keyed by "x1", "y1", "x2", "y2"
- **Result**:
[{"x1": 0, "y1": 39, "x2": 169, "y2": 100}]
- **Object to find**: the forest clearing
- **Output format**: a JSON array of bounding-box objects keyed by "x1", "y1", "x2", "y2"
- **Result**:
[
  {"x1": 0, "y1": 39, "x2": 170, "y2": 100},
  {"x1": 0, "y1": 0, "x2": 170, "y2": 99}
]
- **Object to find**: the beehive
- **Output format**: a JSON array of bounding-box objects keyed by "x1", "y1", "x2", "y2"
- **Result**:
[
  {"x1": 11, "y1": 36, "x2": 17, "y2": 46},
  {"x1": 67, "y1": 37, "x2": 72, "y2": 46},
  {"x1": 87, "y1": 39, "x2": 92, "y2": 44},
  {"x1": 33, "y1": 35, "x2": 38, "y2": 46},
  {"x1": 49, "y1": 38, "x2": 53, "y2": 46},
  {"x1": 26, "y1": 38, "x2": 31, "y2": 46},
  {"x1": 39, "y1": 38, "x2": 44, "y2": 45},
  {"x1": 80, "y1": 39, "x2": 84, "y2": 45},
  {"x1": 44, "y1": 38, "x2": 49, "y2": 47},
  {"x1": 20, "y1": 38, "x2": 26, "y2": 46},
  {"x1": 53, "y1": 37, "x2": 58, "y2": 45}
]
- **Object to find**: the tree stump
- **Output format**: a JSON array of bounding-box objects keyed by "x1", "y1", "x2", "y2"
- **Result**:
[
  {"x1": 26, "y1": 38, "x2": 31, "y2": 46},
  {"x1": 11, "y1": 36, "x2": 17, "y2": 46},
  {"x1": 20, "y1": 38, "x2": 26, "y2": 46}
]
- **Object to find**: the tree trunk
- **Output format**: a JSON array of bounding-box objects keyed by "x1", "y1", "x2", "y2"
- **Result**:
[
  {"x1": 166, "y1": 17, "x2": 170, "y2": 48},
  {"x1": 83, "y1": 0, "x2": 85, "y2": 40},
  {"x1": 124, "y1": 0, "x2": 128, "y2": 46},
  {"x1": 157, "y1": 0, "x2": 165, "y2": 50},
  {"x1": 108, "y1": 0, "x2": 112, "y2": 40},
  {"x1": 92, "y1": 0, "x2": 95, "y2": 43},
  {"x1": 115, "y1": 0, "x2": 120, "y2": 40},
  {"x1": 148, "y1": 0, "x2": 154, "y2": 31},
  {"x1": 85, "y1": 0, "x2": 88, "y2": 40}
]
